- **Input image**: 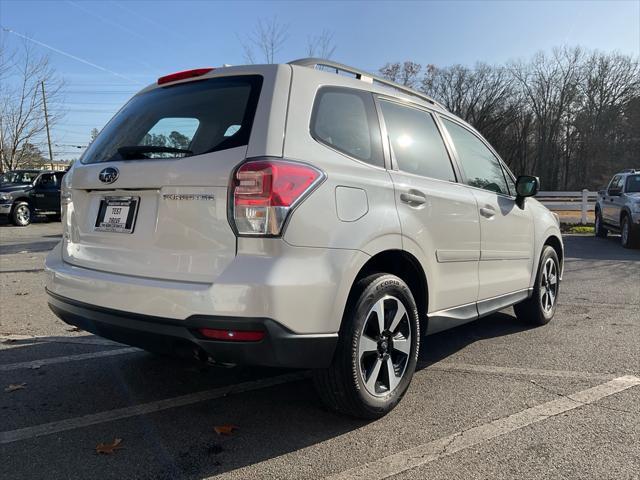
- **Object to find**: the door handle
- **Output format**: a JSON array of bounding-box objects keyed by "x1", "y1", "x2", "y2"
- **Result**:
[
  {"x1": 479, "y1": 206, "x2": 495, "y2": 218},
  {"x1": 400, "y1": 191, "x2": 426, "y2": 206}
]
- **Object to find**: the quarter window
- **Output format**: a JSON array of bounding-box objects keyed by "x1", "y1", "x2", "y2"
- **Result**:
[
  {"x1": 380, "y1": 100, "x2": 455, "y2": 181},
  {"x1": 442, "y1": 118, "x2": 509, "y2": 195},
  {"x1": 311, "y1": 87, "x2": 383, "y2": 167}
]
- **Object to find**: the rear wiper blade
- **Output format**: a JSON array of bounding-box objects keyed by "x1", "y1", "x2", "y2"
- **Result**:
[{"x1": 117, "y1": 145, "x2": 193, "y2": 159}]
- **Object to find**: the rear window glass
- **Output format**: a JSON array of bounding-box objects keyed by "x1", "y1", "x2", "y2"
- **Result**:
[
  {"x1": 311, "y1": 87, "x2": 384, "y2": 167},
  {"x1": 81, "y1": 75, "x2": 263, "y2": 164}
]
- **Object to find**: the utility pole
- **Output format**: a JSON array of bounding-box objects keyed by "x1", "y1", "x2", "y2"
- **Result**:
[{"x1": 41, "y1": 80, "x2": 54, "y2": 170}]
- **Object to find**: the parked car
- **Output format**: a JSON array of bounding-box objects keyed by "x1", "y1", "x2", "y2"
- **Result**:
[
  {"x1": 595, "y1": 169, "x2": 640, "y2": 248},
  {"x1": 0, "y1": 169, "x2": 66, "y2": 226},
  {"x1": 45, "y1": 59, "x2": 563, "y2": 418}
]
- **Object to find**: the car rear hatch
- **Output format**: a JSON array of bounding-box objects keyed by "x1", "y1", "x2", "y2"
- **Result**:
[{"x1": 63, "y1": 70, "x2": 273, "y2": 283}]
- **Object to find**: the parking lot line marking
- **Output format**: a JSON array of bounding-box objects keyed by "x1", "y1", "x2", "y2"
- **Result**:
[
  {"x1": 0, "y1": 347, "x2": 139, "y2": 371},
  {"x1": 429, "y1": 362, "x2": 615, "y2": 381},
  {"x1": 0, "y1": 371, "x2": 308, "y2": 444},
  {"x1": 326, "y1": 375, "x2": 640, "y2": 480}
]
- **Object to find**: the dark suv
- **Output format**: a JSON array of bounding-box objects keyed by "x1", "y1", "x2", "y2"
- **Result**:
[{"x1": 0, "y1": 170, "x2": 66, "y2": 226}]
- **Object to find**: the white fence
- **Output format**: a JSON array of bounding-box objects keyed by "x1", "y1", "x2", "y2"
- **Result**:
[{"x1": 536, "y1": 189, "x2": 597, "y2": 224}]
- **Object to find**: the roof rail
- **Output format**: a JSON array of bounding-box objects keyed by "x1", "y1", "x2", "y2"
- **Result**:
[{"x1": 288, "y1": 58, "x2": 446, "y2": 110}]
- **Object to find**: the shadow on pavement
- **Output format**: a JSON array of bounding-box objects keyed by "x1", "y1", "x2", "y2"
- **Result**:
[
  {"x1": 0, "y1": 240, "x2": 60, "y2": 255},
  {"x1": 1, "y1": 310, "x2": 532, "y2": 479},
  {"x1": 563, "y1": 235, "x2": 640, "y2": 261}
]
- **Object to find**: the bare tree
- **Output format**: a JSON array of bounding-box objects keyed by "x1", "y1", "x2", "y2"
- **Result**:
[
  {"x1": 510, "y1": 47, "x2": 584, "y2": 189},
  {"x1": 306, "y1": 29, "x2": 336, "y2": 59},
  {"x1": 0, "y1": 42, "x2": 64, "y2": 172},
  {"x1": 422, "y1": 63, "x2": 519, "y2": 156},
  {"x1": 380, "y1": 46, "x2": 639, "y2": 190},
  {"x1": 573, "y1": 52, "x2": 640, "y2": 187},
  {"x1": 379, "y1": 61, "x2": 422, "y2": 87},
  {"x1": 242, "y1": 17, "x2": 289, "y2": 64},
  {"x1": 379, "y1": 62, "x2": 401, "y2": 82}
]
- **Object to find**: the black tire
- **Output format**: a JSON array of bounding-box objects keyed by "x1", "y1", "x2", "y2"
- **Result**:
[
  {"x1": 621, "y1": 215, "x2": 639, "y2": 249},
  {"x1": 10, "y1": 202, "x2": 31, "y2": 226},
  {"x1": 594, "y1": 209, "x2": 608, "y2": 238},
  {"x1": 313, "y1": 273, "x2": 420, "y2": 419},
  {"x1": 514, "y1": 245, "x2": 560, "y2": 326}
]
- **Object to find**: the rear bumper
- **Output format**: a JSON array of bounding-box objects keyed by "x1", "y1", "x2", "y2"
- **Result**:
[
  {"x1": 45, "y1": 241, "x2": 369, "y2": 334},
  {"x1": 47, "y1": 289, "x2": 337, "y2": 368}
]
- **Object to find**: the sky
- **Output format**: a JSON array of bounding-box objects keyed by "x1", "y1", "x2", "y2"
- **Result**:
[{"x1": 1, "y1": 0, "x2": 639, "y2": 161}]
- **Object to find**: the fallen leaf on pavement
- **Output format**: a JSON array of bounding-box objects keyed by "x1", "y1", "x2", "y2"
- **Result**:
[
  {"x1": 15, "y1": 292, "x2": 29, "y2": 296},
  {"x1": 66, "y1": 326, "x2": 83, "y2": 332},
  {"x1": 96, "y1": 438, "x2": 123, "y2": 454},
  {"x1": 5, "y1": 383, "x2": 27, "y2": 392},
  {"x1": 214, "y1": 425, "x2": 238, "y2": 436}
]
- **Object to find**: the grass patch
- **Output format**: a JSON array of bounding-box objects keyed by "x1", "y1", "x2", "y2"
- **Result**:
[{"x1": 561, "y1": 224, "x2": 595, "y2": 234}]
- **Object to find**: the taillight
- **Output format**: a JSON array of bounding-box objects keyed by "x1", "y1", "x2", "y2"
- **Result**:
[{"x1": 231, "y1": 159, "x2": 324, "y2": 236}]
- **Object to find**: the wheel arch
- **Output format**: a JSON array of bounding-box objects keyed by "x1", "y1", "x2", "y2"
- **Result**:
[
  {"x1": 543, "y1": 234, "x2": 564, "y2": 278},
  {"x1": 12, "y1": 197, "x2": 31, "y2": 207},
  {"x1": 620, "y1": 207, "x2": 631, "y2": 223},
  {"x1": 348, "y1": 249, "x2": 428, "y2": 326}
]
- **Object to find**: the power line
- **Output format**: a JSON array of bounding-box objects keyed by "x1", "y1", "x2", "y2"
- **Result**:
[{"x1": 55, "y1": 143, "x2": 87, "y2": 148}]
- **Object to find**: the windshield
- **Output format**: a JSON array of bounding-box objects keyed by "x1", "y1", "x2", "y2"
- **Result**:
[
  {"x1": 626, "y1": 174, "x2": 640, "y2": 193},
  {"x1": 0, "y1": 171, "x2": 39, "y2": 185},
  {"x1": 82, "y1": 75, "x2": 263, "y2": 164}
]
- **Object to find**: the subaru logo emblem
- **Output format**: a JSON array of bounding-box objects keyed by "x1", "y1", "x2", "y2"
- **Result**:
[{"x1": 98, "y1": 167, "x2": 119, "y2": 184}]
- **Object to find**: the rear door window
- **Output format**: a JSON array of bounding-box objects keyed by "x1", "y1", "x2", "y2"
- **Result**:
[
  {"x1": 379, "y1": 100, "x2": 455, "y2": 181},
  {"x1": 311, "y1": 87, "x2": 384, "y2": 167},
  {"x1": 38, "y1": 174, "x2": 58, "y2": 189},
  {"x1": 81, "y1": 75, "x2": 263, "y2": 164}
]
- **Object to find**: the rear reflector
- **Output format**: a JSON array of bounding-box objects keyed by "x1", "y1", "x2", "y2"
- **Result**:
[
  {"x1": 157, "y1": 68, "x2": 214, "y2": 85},
  {"x1": 199, "y1": 328, "x2": 265, "y2": 342}
]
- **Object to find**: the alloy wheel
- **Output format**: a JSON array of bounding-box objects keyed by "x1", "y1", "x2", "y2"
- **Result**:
[
  {"x1": 539, "y1": 258, "x2": 558, "y2": 314},
  {"x1": 358, "y1": 295, "x2": 412, "y2": 397},
  {"x1": 16, "y1": 205, "x2": 30, "y2": 225}
]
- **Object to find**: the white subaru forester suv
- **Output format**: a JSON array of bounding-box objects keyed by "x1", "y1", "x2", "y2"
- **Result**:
[{"x1": 46, "y1": 59, "x2": 563, "y2": 418}]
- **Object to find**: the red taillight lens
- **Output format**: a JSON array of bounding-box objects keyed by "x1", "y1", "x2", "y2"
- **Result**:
[
  {"x1": 157, "y1": 68, "x2": 214, "y2": 85},
  {"x1": 199, "y1": 328, "x2": 265, "y2": 342},
  {"x1": 231, "y1": 159, "x2": 323, "y2": 236}
]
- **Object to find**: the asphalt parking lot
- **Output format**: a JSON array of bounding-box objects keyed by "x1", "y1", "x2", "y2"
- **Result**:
[{"x1": 1, "y1": 220, "x2": 638, "y2": 480}]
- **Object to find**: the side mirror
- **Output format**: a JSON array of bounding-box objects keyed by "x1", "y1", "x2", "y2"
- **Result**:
[{"x1": 515, "y1": 175, "x2": 539, "y2": 209}]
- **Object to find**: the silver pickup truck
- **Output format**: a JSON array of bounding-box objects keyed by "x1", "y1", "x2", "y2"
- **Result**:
[{"x1": 595, "y1": 169, "x2": 640, "y2": 248}]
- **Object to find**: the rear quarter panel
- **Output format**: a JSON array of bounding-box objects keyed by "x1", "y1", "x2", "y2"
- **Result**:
[{"x1": 281, "y1": 66, "x2": 402, "y2": 255}]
